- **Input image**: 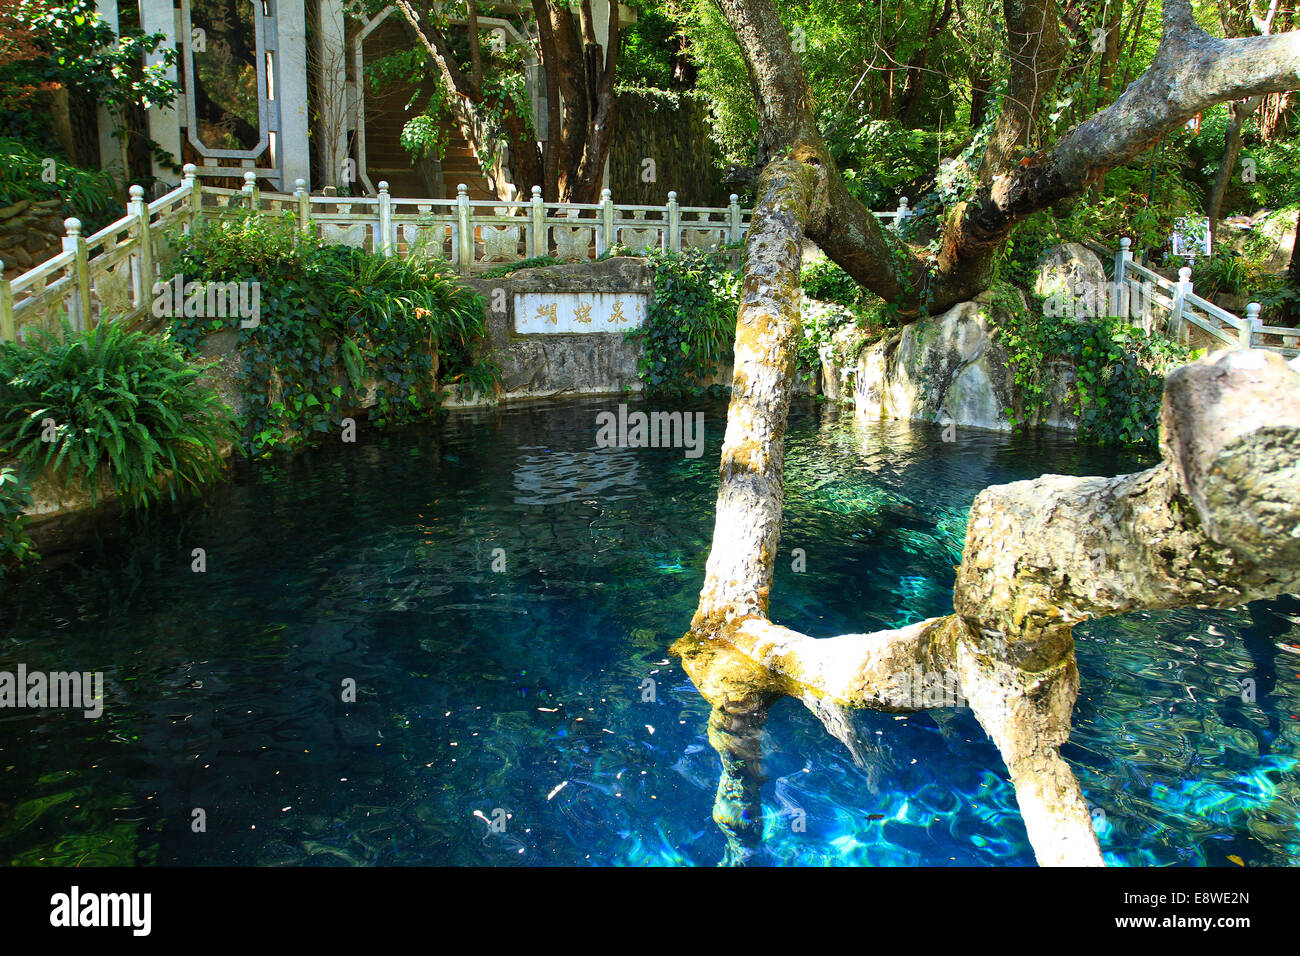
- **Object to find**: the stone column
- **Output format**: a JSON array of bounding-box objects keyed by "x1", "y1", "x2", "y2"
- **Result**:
[
  {"x1": 277, "y1": 0, "x2": 312, "y2": 191},
  {"x1": 314, "y1": 0, "x2": 350, "y2": 192},
  {"x1": 96, "y1": 0, "x2": 123, "y2": 184},
  {"x1": 139, "y1": 0, "x2": 183, "y2": 188}
]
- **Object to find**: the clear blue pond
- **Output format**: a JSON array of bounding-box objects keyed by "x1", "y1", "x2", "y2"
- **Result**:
[{"x1": 1, "y1": 397, "x2": 1298, "y2": 866}]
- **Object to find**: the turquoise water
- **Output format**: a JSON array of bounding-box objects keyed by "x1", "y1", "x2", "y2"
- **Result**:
[{"x1": 1, "y1": 397, "x2": 1297, "y2": 866}]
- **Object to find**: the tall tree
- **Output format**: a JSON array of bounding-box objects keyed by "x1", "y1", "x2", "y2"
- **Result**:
[
  {"x1": 715, "y1": 0, "x2": 1300, "y2": 312},
  {"x1": 393, "y1": 0, "x2": 621, "y2": 202},
  {"x1": 1205, "y1": 0, "x2": 1283, "y2": 241}
]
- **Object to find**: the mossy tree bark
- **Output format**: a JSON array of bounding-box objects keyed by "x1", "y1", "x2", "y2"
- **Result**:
[{"x1": 682, "y1": 341, "x2": 1300, "y2": 865}]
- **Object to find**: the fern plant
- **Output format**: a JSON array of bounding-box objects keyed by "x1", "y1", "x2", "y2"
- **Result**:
[
  {"x1": 0, "y1": 465, "x2": 38, "y2": 580},
  {"x1": 0, "y1": 321, "x2": 237, "y2": 509}
]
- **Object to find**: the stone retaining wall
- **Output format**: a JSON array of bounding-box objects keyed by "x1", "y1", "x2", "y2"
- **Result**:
[
  {"x1": 456, "y1": 258, "x2": 652, "y2": 404},
  {"x1": 0, "y1": 198, "x2": 65, "y2": 277}
]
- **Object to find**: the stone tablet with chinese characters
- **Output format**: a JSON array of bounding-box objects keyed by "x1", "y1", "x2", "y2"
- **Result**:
[{"x1": 514, "y1": 292, "x2": 647, "y2": 334}]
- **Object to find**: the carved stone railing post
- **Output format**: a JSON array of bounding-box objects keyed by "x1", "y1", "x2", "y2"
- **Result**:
[
  {"x1": 530, "y1": 185, "x2": 546, "y2": 258},
  {"x1": 598, "y1": 188, "x2": 615, "y2": 255},
  {"x1": 1242, "y1": 302, "x2": 1260, "y2": 349},
  {"x1": 241, "y1": 171, "x2": 259, "y2": 211},
  {"x1": 1114, "y1": 237, "x2": 1132, "y2": 320},
  {"x1": 667, "y1": 190, "x2": 681, "y2": 253},
  {"x1": 183, "y1": 163, "x2": 201, "y2": 231},
  {"x1": 128, "y1": 185, "x2": 154, "y2": 312},
  {"x1": 1171, "y1": 266, "x2": 1192, "y2": 340},
  {"x1": 378, "y1": 180, "x2": 393, "y2": 257},
  {"x1": 727, "y1": 193, "x2": 742, "y2": 243},
  {"x1": 893, "y1": 196, "x2": 910, "y2": 232},
  {"x1": 294, "y1": 179, "x2": 310, "y2": 235},
  {"x1": 456, "y1": 184, "x2": 473, "y2": 273},
  {"x1": 62, "y1": 218, "x2": 91, "y2": 332},
  {"x1": 0, "y1": 279, "x2": 15, "y2": 343}
]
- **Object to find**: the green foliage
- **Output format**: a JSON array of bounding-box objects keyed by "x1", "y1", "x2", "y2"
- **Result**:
[
  {"x1": 616, "y1": 7, "x2": 680, "y2": 88},
  {"x1": 0, "y1": 321, "x2": 236, "y2": 509},
  {"x1": 363, "y1": 19, "x2": 529, "y2": 178},
  {"x1": 834, "y1": 121, "x2": 967, "y2": 210},
  {"x1": 1237, "y1": 136, "x2": 1300, "y2": 211},
  {"x1": 168, "y1": 210, "x2": 497, "y2": 455},
  {"x1": 479, "y1": 255, "x2": 563, "y2": 277},
  {"x1": 796, "y1": 278, "x2": 896, "y2": 387},
  {"x1": 1065, "y1": 321, "x2": 1195, "y2": 446},
  {"x1": 0, "y1": 136, "x2": 119, "y2": 231},
  {"x1": 399, "y1": 114, "x2": 448, "y2": 162},
  {"x1": 365, "y1": 46, "x2": 452, "y2": 164},
  {"x1": 1190, "y1": 246, "x2": 1298, "y2": 315},
  {"x1": 987, "y1": 282, "x2": 1196, "y2": 447},
  {"x1": 990, "y1": 159, "x2": 1203, "y2": 291},
  {"x1": 5, "y1": 0, "x2": 180, "y2": 174},
  {"x1": 626, "y1": 249, "x2": 740, "y2": 396},
  {"x1": 678, "y1": 0, "x2": 987, "y2": 169},
  {"x1": 794, "y1": 297, "x2": 849, "y2": 387},
  {"x1": 799, "y1": 259, "x2": 863, "y2": 309},
  {"x1": 0, "y1": 466, "x2": 38, "y2": 579}
]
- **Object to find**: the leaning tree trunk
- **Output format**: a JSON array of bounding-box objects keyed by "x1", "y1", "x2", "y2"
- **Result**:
[{"x1": 1206, "y1": 96, "x2": 1262, "y2": 242}]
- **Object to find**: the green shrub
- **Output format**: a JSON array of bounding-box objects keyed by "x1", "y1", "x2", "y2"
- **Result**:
[
  {"x1": 626, "y1": 248, "x2": 740, "y2": 396},
  {"x1": 1188, "y1": 248, "x2": 1297, "y2": 317},
  {"x1": 987, "y1": 282, "x2": 1196, "y2": 446},
  {"x1": 0, "y1": 466, "x2": 38, "y2": 580},
  {"x1": 830, "y1": 120, "x2": 967, "y2": 211},
  {"x1": 168, "y1": 210, "x2": 497, "y2": 455},
  {"x1": 0, "y1": 321, "x2": 236, "y2": 508},
  {"x1": 800, "y1": 259, "x2": 863, "y2": 309}
]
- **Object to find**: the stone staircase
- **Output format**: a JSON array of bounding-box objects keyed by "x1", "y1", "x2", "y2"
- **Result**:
[
  {"x1": 437, "y1": 122, "x2": 498, "y2": 201},
  {"x1": 364, "y1": 92, "x2": 496, "y2": 201}
]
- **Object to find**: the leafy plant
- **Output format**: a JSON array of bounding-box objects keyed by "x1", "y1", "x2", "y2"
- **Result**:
[
  {"x1": 988, "y1": 281, "x2": 1195, "y2": 446},
  {"x1": 5, "y1": 0, "x2": 181, "y2": 177},
  {"x1": 800, "y1": 259, "x2": 863, "y2": 309},
  {"x1": 0, "y1": 321, "x2": 236, "y2": 509},
  {"x1": 0, "y1": 465, "x2": 38, "y2": 579},
  {"x1": 0, "y1": 136, "x2": 119, "y2": 232},
  {"x1": 168, "y1": 210, "x2": 497, "y2": 454},
  {"x1": 626, "y1": 248, "x2": 740, "y2": 396}
]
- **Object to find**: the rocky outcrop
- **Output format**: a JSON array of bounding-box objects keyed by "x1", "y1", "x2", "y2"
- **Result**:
[
  {"x1": 1034, "y1": 242, "x2": 1108, "y2": 320},
  {"x1": 852, "y1": 295, "x2": 1078, "y2": 432},
  {"x1": 0, "y1": 198, "x2": 66, "y2": 277}
]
